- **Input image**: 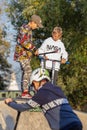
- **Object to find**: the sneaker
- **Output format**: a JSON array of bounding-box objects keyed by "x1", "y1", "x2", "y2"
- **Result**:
[{"x1": 21, "y1": 90, "x2": 32, "y2": 99}]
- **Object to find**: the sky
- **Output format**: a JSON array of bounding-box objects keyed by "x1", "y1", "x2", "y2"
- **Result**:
[
  {"x1": 0, "y1": 0, "x2": 21, "y2": 90},
  {"x1": 0, "y1": 0, "x2": 19, "y2": 67}
]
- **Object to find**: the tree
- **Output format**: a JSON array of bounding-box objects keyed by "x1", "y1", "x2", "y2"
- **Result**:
[
  {"x1": 56, "y1": 0, "x2": 87, "y2": 111},
  {"x1": 0, "y1": 29, "x2": 11, "y2": 90}
]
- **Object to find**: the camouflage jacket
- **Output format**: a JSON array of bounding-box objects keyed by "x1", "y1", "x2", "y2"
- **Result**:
[{"x1": 14, "y1": 24, "x2": 35, "y2": 61}]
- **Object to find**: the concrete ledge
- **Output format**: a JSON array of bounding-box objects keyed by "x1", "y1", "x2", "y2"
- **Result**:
[
  {"x1": 16, "y1": 111, "x2": 51, "y2": 130},
  {"x1": 74, "y1": 110, "x2": 87, "y2": 130},
  {"x1": 0, "y1": 101, "x2": 17, "y2": 130},
  {"x1": 0, "y1": 111, "x2": 7, "y2": 130}
]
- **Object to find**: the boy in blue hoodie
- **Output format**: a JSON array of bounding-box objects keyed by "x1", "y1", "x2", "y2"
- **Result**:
[{"x1": 5, "y1": 68, "x2": 82, "y2": 130}]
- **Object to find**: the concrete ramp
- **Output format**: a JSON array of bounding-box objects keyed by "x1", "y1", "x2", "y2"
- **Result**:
[
  {"x1": 0, "y1": 101, "x2": 87, "y2": 130},
  {"x1": 74, "y1": 110, "x2": 87, "y2": 130},
  {"x1": 0, "y1": 111, "x2": 7, "y2": 130},
  {"x1": 16, "y1": 111, "x2": 51, "y2": 130},
  {"x1": 0, "y1": 101, "x2": 51, "y2": 130},
  {"x1": 0, "y1": 101, "x2": 17, "y2": 130}
]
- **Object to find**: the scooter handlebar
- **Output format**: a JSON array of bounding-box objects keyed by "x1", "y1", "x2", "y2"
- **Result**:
[{"x1": 39, "y1": 56, "x2": 70, "y2": 64}]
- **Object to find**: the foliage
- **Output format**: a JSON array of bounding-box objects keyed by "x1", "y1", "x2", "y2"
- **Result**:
[
  {"x1": 59, "y1": 35, "x2": 87, "y2": 112},
  {"x1": 6, "y1": 0, "x2": 87, "y2": 112},
  {"x1": 0, "y1": 29, "x2": 11, "y2": 90},
  {"x1": 30, "y1": 56, "x2": 40, "y2": 70}
]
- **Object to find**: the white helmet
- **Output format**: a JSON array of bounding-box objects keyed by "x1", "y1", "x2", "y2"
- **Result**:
[{"x1": 30, "y1": 68, "x2": 50, "y2": 84}]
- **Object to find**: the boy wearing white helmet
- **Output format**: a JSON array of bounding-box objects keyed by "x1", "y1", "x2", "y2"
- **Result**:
[
  {"x1": 30, "y1": 68, "x2": 50, "y2": 85},
  {"x1": 5, "y1": 68, "x2": 82, "y2": 130}
]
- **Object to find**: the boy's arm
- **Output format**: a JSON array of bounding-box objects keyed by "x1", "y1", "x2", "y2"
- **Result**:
[
  {"x1": 5, "y1": 98, "x2": 34, "y2": 112},
  {"x1": 35, "y1": 40, "x2": 47, "y2": 56},
  {"x1": 4, "y1": 98, "x2": 40, "y2": 112},
  {"x1": 61, "y1": 43, "x2": 68, "y2": 63}
]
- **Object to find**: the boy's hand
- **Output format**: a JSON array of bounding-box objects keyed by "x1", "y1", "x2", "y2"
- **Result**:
[
  {"x1": 44, "y1": 56, "x2": 48, "y2": 60},
  {"x1": 4, "y1": 98, "x2": 13, "y2": 104},
  {"x1": 61, "y1": 58, "x2": 66, "y2": 64},
  {"x1": 34, "y1": 50, "x2": 39, "y2": 55}
]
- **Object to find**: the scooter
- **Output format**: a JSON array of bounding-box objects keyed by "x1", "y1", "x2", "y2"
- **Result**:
[{"x1": 39, "y1": 51, "x2": 69, "y2": 84}]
